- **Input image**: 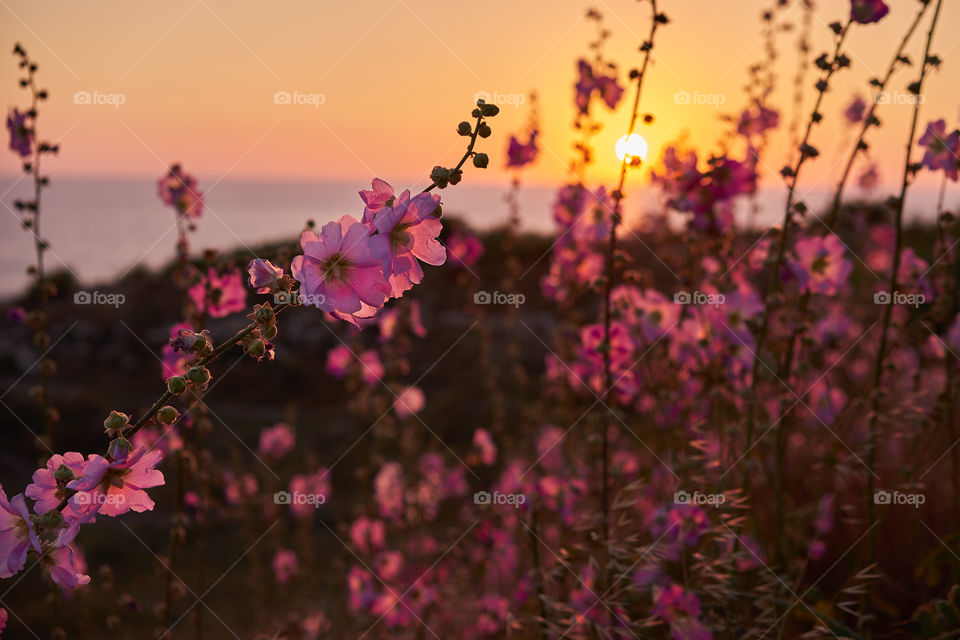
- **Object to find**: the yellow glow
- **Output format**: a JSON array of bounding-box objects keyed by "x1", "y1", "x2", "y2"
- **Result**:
[{"x1": 616, "y1": 133, "x2": 648, "y2": 164}]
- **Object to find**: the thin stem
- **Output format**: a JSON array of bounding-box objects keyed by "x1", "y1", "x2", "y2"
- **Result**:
[
  {"x1": 826, "y1": 1, "x2": 932, "y2": 225},
  {"x1": 864, "y1": 0, "x2": 943, "y2": 625}
]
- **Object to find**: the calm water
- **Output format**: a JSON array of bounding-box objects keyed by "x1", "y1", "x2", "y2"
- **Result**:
[{"x1": 0, "y1": 176, "x2": 948, "y2": 298}]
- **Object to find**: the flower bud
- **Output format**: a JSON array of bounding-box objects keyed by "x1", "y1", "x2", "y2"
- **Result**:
[
  {"x1": 157, "y1": 405, "x2": 180, "y2": 425},
  {"x1": 262, "y1": 324, "x2": 278, "y2": 340},
  {"x1": 103, "y1": 410, "x2": 130, "y2": 433},
  {"x1": 108, "y1": 437, "x2": 134, "y2": 461},
  {"x1": 167, "y1": 376, "x2": 187, "y2": 395},
  {"x1": 40, "y1": 509, "x2": 65, "y2": 529},
  {"x1": 53, "y1": 463, "x2": 76, "y2": 482},
  {"x1": 187, "y1": 367, "x2": 211, "y2": 385},
  {"x1": 472, "y1": 153, "x2": 489, "y2": 168},
  {"x1": 246, "y1": 338, "x2": 266, "y2": 359},
  {"x1": 456, "y1": 121, "x2": 471, "y2": 136}
]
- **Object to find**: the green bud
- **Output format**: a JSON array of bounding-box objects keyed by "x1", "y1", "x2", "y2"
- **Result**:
[
  {"x1": 456, "y1": 121, "x2": 472, "y2": 136},
  {"x1": 157, "y1": 405, "x2": 180, "y2": 425},
  {"x1": 108, "y1": 437, "x2": 134, "y2": 460},
  {"x1": 262, "y1": 324, "x2": 278, "y2": 340},
  {"x1": 477, "y1": 123, "x2": 491, "y2": 138},
  {"x1": 472, "y1": 153, "x2": 489, "y2": 169},
  {"x1": 187, "y1": 367, "x2": 211, "y2": 385},
  {"x1": 246, "y1": 339, "x2": 266, "y2": 358},
  {"x1": 479, "y1": 103, "x2": 500, "y2": 117},
  {"x1": 53, "y1": 464, "x2": 76, "y2": 482},
  {"x1": 103, "y1": 410, "x2": 130, "y2": 432},
  {"x1": 254, "y1": 305, "x2": 274, "y2": 325},
  {"x1": 40, "y1": 510, "x2": 65, "y2": 529},
  {"x1": 167, "y1": 376, "x2": 187, "y2": 395}
]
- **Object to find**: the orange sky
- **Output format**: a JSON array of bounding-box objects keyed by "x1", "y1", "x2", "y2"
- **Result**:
[{"x1": 2, "y1": 0, "x2": 959, "y2": 193}]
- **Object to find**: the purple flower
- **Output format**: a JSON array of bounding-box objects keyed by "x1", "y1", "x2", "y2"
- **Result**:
[
  {"x1": 506, "y1": 131, "x2": 539, "y2": 168},
  {"x1": 6, "y1": 108, "x2": 33, "y2": 157},
  {"x1": 851, "y1": 0, "x2": 889, "y2": 23},
  {"x1": 844, "y1": 95, "x2": 867, "y2": 123}
]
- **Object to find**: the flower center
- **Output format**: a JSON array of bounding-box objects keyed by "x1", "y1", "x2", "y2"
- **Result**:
[
  {"x1": 322, "y1": 253, "x2": 352, "y2": 282},
  {"x1": 390, "y1": 224, "x2": 414, "y2": 252}
]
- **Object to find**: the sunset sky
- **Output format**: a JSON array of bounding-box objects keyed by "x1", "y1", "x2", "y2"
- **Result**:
[{"x1": 2, "y1": 0, "x2": 959, "y2": 193}]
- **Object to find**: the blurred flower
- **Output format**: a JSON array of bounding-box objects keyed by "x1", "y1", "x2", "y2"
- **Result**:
[
  {"x1": 288, "y1": 470, "x2": 330, "y2": 519},
  {"x1": 374, "y1": 462, "x2": 404, "y2": 520},
  {"x1": 918, "y1": 120, "x2": 959, "y2": 181},
  {"x1": 6, "y1": 108, "x2": 32, "y2": 157},
  {"x1": 858, "y1": 163, "x2": 879, "y2": 189},
  {"x1": 157, "y1": 164, "x2": 204, "y2": 218},
  {"x1": 393, "y1": 386, "x2": 425, "y2": 419},
  {"x1": 791, "y1": 235, "x2": 853, "y2": 296},
  {"x1": 850, "y1": 0, "x2": 889, "y2": 23},
  {"x1": 161, "y1": 322, "x2": 192, "y2": 380},
  {"x1": 291, "y1": 216, "x2": 389, "y2": 327},
  {"x1": 471, "y1": 428, "x2": 497, "y2": 466},
  {"x1": 506, "y1": 130, "x2": 539, "y2": 168},
  {"x1": 189, "y1": 268, "x2": 247, "y2": 318},
  {"x1": 272, "y1": 548, "x2": 299, "y2": 584},
  {"x1": 844, "y1": 95, "x2": 867, "y2": 123},
  {"x1": 575, "y1": 59, "x2": 623, "y2": 115},
  {"x1": 349, "y1": 517, "x2": 386, "y2": 553},
  {"x1": 257, "y1": 423, "x2": 295, "y2": 459},
  {"x1": 445, "y1": 231, "x2": 484, "y2": 268},
  {"x1": 737, "y1": 103, "x2": 779, "y2": 137}
]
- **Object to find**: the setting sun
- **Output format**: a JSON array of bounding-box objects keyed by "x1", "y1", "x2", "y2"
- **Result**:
[{"x1": 615, "y1": 132, "x2": 648, "y2": 164}]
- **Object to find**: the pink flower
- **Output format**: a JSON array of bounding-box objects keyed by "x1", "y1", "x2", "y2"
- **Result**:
[
  {"x1": 446, "y1": 231, "x2": 484, "y2": 268},
  {"x1": 359, "y1": 350, "x2": 385, "y2": 386},
  {"x1": 506, "y1": 131, "x2": 539, "y2": 168},
  {"x1": 851, "y1": 0, "x2": 888, "y2": 23},
  {"x1": 844, "y1": 95, "x2": 867, "y2": 123},
  {"x1": 471, "y1": 429, "x2": 497, "y2": 466},
  {"x1": 368, "y1": 191, "x2": 445, "y2": 298},
  {"x1": 247, "y1": 258, "x2": 285, "y2": 294},
  {"x1": 272, "y1": 548, "x2": 299, "y2": 584},
  {"x1": 67, "y1": 447, "x2": 165, "y2": 517},
  {"x1": 325, "y1": 344, "x2": 352, "y2": 378},
  {"x1": 257, "y1": 423, "x2": 295, "y2": 459},
  {"x1": 287, "y1": 470, "x2": 330, "y2": 518},
  {"x1": 0, "y1": 488, "x2": 41, "y2": 578},
  {"x1": 161, "y1": 322, "x2": 192, "y2": 380},
  {"x1": 858, "y1": 163, "x2": 879, "y2": 189},
  {"x1": 574, "y1": 59, "x2": 623, "y2": 115},
  {"x1": 374, "y1": 462, "x2": 404, "y2": 520},
  {"x1": 42, "y1": 541, "x2": 90, "y2": 590},
  {"x1": 6, "y1": 108, "x2": 32, "y2": 157},
  {"x1": 25, "y1": 452, "x2": 89, "y2": 518},
  {"x1": 393, "y1": 386, "x2": 425, "y2": 419},
  {"x1": 0, "y1": 606, "x2": 6, "y2": 634},
  {"x1": 737, "y1": 103, "x2": 779, "y2": 137},
  {"x1": 189, "y1": 268, "x2": 247, "y2": 318},
  {"x1": 349, "y1": 517, "x2": 386, "y2": 553},
  {"x1": 359, "y1": 178, "x2": 395, "y2": 225},
  {"x1": 791, "y1": 235, "x2": 853, "y2": 296},
  {"x1": 291, "y1": 216, "x2": 390, "y2": 326},
  {"x1": 918, "y1": 120, "x2": 960, "y2": 180},
  {"x1": 157, "y1": 164, "x2": 204, "y2": 218}
]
